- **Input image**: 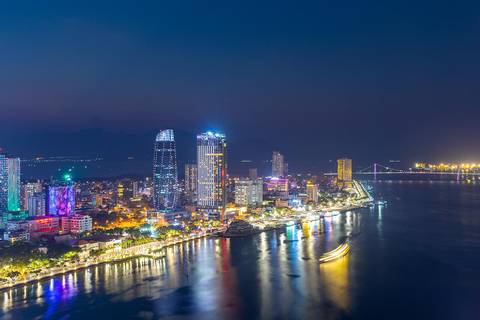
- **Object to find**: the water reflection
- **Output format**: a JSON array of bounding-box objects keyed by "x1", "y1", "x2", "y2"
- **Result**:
[
  {"x1": 2, "y1": 209, "x2": 373, "y2": 319},
  {"x1": 320, "y1": 255, "x2": 350, "y2": 312}
]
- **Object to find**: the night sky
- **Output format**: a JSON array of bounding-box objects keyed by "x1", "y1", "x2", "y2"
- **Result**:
[{"x1": 2, "y1": 1, "x2": 480, "y2": 170}]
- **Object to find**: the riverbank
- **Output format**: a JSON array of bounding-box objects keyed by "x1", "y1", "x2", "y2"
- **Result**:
[{"x1": 0, "y1": 231, "x2": 210, "y2": 292}]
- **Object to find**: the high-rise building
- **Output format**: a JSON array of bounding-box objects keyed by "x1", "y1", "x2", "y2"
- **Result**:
[
  {"x1": 185, "y1": 163, "x2": 198, "y2": 192},
  {"x1": 0, "y1": 153, "x2": 7, "y2": 215},
  {"x1": 133, "y1": 181, "x2": 139, "y2": 198},
  {"x1": 185, "y1": 163, "x2": 198, "y2": 203},
  {"x1": 249, "y1": 168, "x2": 258, "y2": 179},
  {"x1": 306, "y1": 183, "x2": 318, "y2": 202},
  {"x1": 21, "y1": 182, "x2": 42, "y2": 210},
  {"x1": 46, "y1": 182, "x2": 75, "y2": 216},
  {"x1": 272, "y1": 151, "x2": 284, "y2": 177},
  {"x1": 28, "y1": 193, "x2": 46, "y2": 216},
  {"x1": 7, "y1": 157, "x2": 20, "y2": 212},
  {"x1": 337, "y1": 158, "x2": 353, "y2": 188},
  {"x1": 197, "y1": 132, "x2": 227, "y2": 220},
  {"x1": 235, "y1": 179, "x2": 263, "y2": 206},
  {"x1": 0, "y1": 153, "x2": 21, "y2": 214},
  {"x1": 153, "y1": 129, "x2": 178, "y2": 211}
]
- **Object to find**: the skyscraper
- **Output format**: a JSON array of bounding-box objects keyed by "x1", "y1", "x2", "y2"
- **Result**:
[
  {"x1": 7, "y1": 157, "x2": 20, "y2": 212},
  {"x1": 197, "y1": 132, "x2": 227, "y2": 220},
  {"x1": 185, "y1": 163, "x2": 198, "y2": 203},
  {"x1": 0, "y1": 153, "x2": 21, "y2": 214},
  {"x1": 272, "y1": 151, "x2": 284, "y2": 177},
  {"x1": 0, "y1": 153, "x2": 7, "y2": 215},
  {"x1": 185, "y1": 163, "x2": 198, "y2": 192},
  {"x1": 153, "y1": 129, "x2": 178, "y2": 211},
  {"x1": 338, "y1": 158, "x2": 353, "y2": 188},
  {"x1": 249, "y1": 168, "x2": 258, "y2": 179}
]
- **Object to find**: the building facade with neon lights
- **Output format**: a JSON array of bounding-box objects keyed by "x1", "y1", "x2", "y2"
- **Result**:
[
  {"x1": 47, "y1": 183, "x2": 75, "y2": 216},
  {"x1": 197, "y1": 132, "x2": 227, "y2": 220},
  {"x1": 153, "y1": 129, "x2": 179, "y2": 211},
  {"x1": 0, "y1": 153, "x2": 21, "y2": 215},
  {"x1": 0, "y1": 153, "x2": 7, "y2": 215},
  {"x1": 7, "y1": 157, "x2": 20, "y2": 212}
]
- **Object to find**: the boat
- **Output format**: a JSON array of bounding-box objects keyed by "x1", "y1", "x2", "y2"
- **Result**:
[
  {"x1": 285, "y1": 221, "x2": 295, "y2": 227},
  {"x1": 319, "y1": 244, "x2": 350, "y2": 263}
]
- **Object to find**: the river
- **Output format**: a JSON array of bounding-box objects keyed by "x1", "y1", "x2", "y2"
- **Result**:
[{"x1": 2, "y1": 180, "x2": 480, "y2": 319}]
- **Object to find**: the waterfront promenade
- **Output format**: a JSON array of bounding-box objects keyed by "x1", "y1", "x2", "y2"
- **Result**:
[{"x1": 0, "y1": 231, "x2": 210, "y2": 291}]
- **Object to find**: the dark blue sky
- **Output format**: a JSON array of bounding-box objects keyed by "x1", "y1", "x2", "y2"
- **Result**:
[{"x1": 1, "y1": 0, "x2": 480, "y2": 165}]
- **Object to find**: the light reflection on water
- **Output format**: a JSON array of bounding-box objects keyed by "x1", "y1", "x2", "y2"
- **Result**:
[
  {"x1": 3, "y1": 181, "x2": 480, "y2": 319},
  {"x1": 1, "y1": 217, "x2": 356, "y2": 319}
]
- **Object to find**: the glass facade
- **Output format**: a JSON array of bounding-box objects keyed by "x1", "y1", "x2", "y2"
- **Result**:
[
  {"x1": 197, "y1": 132, "x2": 227, "y2": 219},
  {"x1": 7, "y1": 157, "x2": 20, "y2": 212},
  {"x1": 153, "y1": 129, "x2": 178, "y2": 211},
  {"x1": 0, "y1": 154, "x2": 7, "y2": 215}
]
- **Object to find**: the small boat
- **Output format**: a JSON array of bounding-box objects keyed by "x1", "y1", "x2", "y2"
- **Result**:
[{"x1": 319, "y1": 244, "x2": 350, "y2": 263}]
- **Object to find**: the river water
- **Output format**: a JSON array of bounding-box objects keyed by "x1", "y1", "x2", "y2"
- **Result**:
[{"x1": 2, "y1": 180, "x2": 480, "y2": 319}]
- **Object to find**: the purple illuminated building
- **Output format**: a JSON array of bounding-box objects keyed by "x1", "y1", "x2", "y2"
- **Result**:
[{"x1": 47, "y1": 183, "x2": 75, "y2": 216}]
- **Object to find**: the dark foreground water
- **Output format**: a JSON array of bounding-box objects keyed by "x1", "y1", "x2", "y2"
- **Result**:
[{"x1": 3, "y1": 180, "x2": 480, "y2": 320}]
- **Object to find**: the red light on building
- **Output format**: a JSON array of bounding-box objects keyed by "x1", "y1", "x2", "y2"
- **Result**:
[{"x1": 37, "y1": 218, "x2": 53, "y2": 224}]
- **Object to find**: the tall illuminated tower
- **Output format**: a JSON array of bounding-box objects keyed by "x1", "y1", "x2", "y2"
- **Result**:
[
  {"x1": 0, "y1": 153, "x2": 21, "y2": 214},
  {"x1": 197, "y1": 132, "x2": 227, "y2": 221},
  {"x1": 272, "y1": 151, "x2": 284, "y2": 177},
  {"x1": 337, "y1": 158, "x2": 353, "y2": 188},
  {"x1": 7, "y1": 157, "x2": 20, "y2": 212},
  {"x1": 0, "y1": 153, "x2": 7, "y2": 215},
  {"x1": 153, "y1": 129, "x2": 178, "y2": 211}
]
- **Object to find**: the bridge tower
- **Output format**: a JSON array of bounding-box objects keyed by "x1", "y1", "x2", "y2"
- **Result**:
[
  {"x1": 374, "y1": 163, "x2": 377, "y2": 180},
  {"x1": 457, "y1": 163, "x2": 460, "y2": 181}
]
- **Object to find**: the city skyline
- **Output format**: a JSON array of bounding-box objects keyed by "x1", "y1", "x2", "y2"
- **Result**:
[{"x1": 2, "y1": 1, "x2": 480, "y2": 163}]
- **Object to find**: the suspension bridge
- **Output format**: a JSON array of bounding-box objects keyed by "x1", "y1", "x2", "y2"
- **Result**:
[{"x1": 325, "y1": 163, "x2": 478, "y2": 181}]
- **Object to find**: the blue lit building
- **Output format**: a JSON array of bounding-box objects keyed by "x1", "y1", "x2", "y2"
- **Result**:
[
  {"x1": 153, "y1": 129, "x2": 178, "y2": 211},
  {"x1": 0, "y1": 153, "x2": 7, "y2": 215}
]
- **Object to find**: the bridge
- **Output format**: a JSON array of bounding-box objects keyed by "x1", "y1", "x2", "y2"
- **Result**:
[{"x1": 325, "y1": 163, "x2": 480, "y2": 181}]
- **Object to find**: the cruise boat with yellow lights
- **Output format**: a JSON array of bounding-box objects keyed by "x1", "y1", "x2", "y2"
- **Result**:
[{"x1": 319, "y1": 244, "x2": 350, "y2": 263}]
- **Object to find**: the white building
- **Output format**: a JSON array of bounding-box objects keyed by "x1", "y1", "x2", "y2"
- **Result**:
[
  {"x1": 197, "y1": 132, "x2": 227, "y2": 219},
  {"x1": 272, "y1": 151, "x2": 284, "y2": 177},
  {"x1": 235, "y1": 179, "x2": 263, "y2": 206},
  {"x1": 62, "y1": 214, "x2": 93, "y2": 234}
]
